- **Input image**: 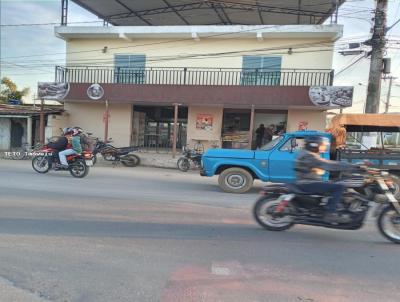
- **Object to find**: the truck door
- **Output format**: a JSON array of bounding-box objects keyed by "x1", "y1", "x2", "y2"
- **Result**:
[{"x1": 268, "y1": 137, "x2": 305, "y2": 183}]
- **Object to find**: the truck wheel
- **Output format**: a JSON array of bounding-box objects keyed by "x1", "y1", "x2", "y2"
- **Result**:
[{"x1": 218, "y1": 167, "x2": 253, "y2": 194}]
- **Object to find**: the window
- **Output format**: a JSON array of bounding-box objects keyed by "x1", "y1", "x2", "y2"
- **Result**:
[
  {"x1": 114, "y1": 54, "x2": 146, "y2": 84},
  {"x1": 242, "y1": 56, "x2": 282, "y2": 86},
  {"x1": 261, "y1": 136, "x2": 284, "y2": 151},
  {"x1": 280, "y1": 138, "x2": 305, "y2": 152}
]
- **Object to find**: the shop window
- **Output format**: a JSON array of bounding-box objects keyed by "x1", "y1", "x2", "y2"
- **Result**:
[
  {"x1": 114, "y1": 54, "x2": 146, "y2": 84},
  {"x1": 241, "y1": 56, "x2": 281, "y2": 86}
]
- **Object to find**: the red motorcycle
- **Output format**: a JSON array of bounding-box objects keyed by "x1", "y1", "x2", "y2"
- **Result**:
[{"x1": 31, "y1": 146, "x2": 93, "y2": 178}]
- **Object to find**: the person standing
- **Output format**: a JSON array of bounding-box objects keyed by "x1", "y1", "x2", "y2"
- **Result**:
[{"x1": 255, "y1": 124, "x2": 265, "y2": 149}]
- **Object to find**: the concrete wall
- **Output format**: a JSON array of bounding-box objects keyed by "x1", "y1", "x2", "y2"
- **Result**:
[
  {"x1": 46, "y1": 114, "x2": 69, "y2": 137},
  {"x1": 66, "y1": 37, "x2": 334, "y2": 70},
  {"x1": 187, "y1": 106, "x2": 224, "y2": 149},
  {"x1": 64, "y1": 102, "x2": 132, "y2": 147},
  {"x1": 0, "y1": 118, "x2": 11, "y2": 150},
  {"x1": 286, "y1": 109, "x2": 326, "y2": 132}
]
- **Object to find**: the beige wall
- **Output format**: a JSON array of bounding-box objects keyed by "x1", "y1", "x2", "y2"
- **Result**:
[
  {"x1": 286, "y1": 109, "x2": 326, "y2": 132},
  {"x1": 64, "y1": 102, "x2": 132, "y2": 147},
  {"x1": 46, "y1": 113, "x2": 69, "y2": 137},
  {"x1": 66, "y1": 37, "x2": 334, "y2": 70},
  {"x1": 187, "y1": 106, "x2": 223, "y2": 149}
]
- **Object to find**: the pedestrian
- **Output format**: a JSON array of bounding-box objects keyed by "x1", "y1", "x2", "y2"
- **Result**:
[{"x1": 255, "y1": 124, "x2": 265, "y2": 149}]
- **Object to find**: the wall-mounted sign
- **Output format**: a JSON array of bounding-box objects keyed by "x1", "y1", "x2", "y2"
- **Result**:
[
  {"x1": 196, "y1": 114, "x2": 213, "y2": 131},
  {"x1": 87, "y1": 83, "x2": 104, "y2": 100},
  {"x1": 298, "y1": 121, "x2": 308, "y2": 131},
  {"x1": 309, "y1": 86, "x2": 353, "y2": 107},
  {"x1": 38, "y1": 82, "x2": 70, "y2": 101}
]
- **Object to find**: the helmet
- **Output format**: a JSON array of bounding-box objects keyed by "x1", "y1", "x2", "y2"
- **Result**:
[
  {"x1": 304, "y1": 136, "x2": 326, "y2": 153},
  {"x1": 62, "y1": 127, "x2": 73, "y2": 135}
]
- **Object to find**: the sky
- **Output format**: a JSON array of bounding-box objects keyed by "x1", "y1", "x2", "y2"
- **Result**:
[{"x1": 1, "y1": 0, "x2": 400, "y2": 113}]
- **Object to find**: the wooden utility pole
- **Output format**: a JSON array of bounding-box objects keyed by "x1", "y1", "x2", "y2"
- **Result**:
[
  {"x1": 172, "y1": 103, "x2": 179, "y2": 158},
  {"x1": 365, "y1": 0, "x2": 388, "y2": 113},
  {"x1": 39, "y1": 98, "x2": 45, "y2": 145},
  {"x1": 104, "y1": 100, "x2": 109, "y2": 142},
  {"x1": 248, "y1": 105, "x2": 255, "y2": 150}
]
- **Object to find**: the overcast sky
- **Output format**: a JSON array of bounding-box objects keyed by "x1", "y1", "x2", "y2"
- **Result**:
[{"x1": 1, "y1": 0, "x2": 400, "y2": 112}]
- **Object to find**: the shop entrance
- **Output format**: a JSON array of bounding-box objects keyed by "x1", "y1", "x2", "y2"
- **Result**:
[
  {"x1": 221, "y1": 109, "x2": 287, "y2": 149},
  {"x1": 131, "y1": 105, "x2": 188, "y2": 152}
]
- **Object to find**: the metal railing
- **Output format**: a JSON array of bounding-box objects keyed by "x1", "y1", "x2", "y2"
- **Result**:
[{"x1": 55, "y1": 66, "x2": 334, "y2": 86}]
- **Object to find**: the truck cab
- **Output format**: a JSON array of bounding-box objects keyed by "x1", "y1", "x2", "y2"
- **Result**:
[{"x1": 201, "y1": 131, "x2": 331, "y2": 193}]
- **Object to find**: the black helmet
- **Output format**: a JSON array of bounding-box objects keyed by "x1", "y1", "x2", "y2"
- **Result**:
[{"x1": 304, "y1": 136, "x2": 325, "y2": 153}]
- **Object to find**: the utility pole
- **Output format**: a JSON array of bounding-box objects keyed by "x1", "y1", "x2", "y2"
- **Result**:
[
  {"x1": 384, "y1": 76, "x2": 396, "y2": 113},
  {"x1": 365, "y1": 0, "x2": 388, "y2": 113}
]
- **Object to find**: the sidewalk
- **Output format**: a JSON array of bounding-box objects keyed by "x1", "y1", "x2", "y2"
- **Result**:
[{"x1": 0, "y1": 150, "x2": 181, "y2": 169}]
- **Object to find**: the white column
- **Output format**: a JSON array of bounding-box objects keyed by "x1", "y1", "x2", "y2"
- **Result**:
[{"x1": 27, "y1": 116, "x2": 32, "y2": 147}]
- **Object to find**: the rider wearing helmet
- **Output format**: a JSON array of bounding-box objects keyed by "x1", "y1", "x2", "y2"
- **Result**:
[
  {"x1": 58, "y1": 128, "x2": 83, "y2": 169},
  {"x1": 295, "y1": 135, "x2": 356, "y2": 224}
]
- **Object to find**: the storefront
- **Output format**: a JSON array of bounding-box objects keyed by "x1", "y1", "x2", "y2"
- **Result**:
[{"x1": 41, "y1": 82, "x2": 354, "y2": 154}]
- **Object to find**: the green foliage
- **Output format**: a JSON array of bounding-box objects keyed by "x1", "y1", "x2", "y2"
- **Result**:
[{"x1": 0, "y1": 77, "x2": 30, "y2": 104}]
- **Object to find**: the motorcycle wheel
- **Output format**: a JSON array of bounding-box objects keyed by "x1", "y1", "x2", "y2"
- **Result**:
[
  {"x1": 177, "y1": 157, "x2": 190, "y2": 172},
  {"x1": 377, "y1": 205, "x2": 400, "y2": 244},
  {"x1": 32, "y1": 156, "x2": 50, "y2": 173},
  {"x1": 69, "y1": 159, "x2": 89, "y2": 178},
  {"x1": 253, "y1": 196, "x2": 295, "y2": 231},
  {"x1": 121, "y1": 154, "x2": 140, "y2": 167}
]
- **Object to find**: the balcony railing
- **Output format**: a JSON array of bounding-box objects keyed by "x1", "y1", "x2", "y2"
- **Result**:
[{"x1": 55, "y1": 66, "x2": 334, "y2": 86}]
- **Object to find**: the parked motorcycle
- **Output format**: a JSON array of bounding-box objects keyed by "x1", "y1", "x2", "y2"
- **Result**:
[
  {"x1": 253, "y1": 168, "x2": 400, "y2": 244},
  {"x1": 31, "y1": 146, "x2": 93, "y2": 178},
  {"x1": 92, "y1": 139, "x2": 140, "y2": 167},
  {"x1": 177, "y1": 146, "x2": 202, "y2": 172}
]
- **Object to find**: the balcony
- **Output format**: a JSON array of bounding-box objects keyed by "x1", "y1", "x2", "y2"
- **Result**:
[{"x1": 55, "y1": 66, "x2": 334, "y2": 87}]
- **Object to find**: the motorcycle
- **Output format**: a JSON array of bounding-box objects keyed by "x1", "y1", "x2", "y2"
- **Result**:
[
  {"x1": 31, "y1": 146, "x2": 93, "y2": 178},
  {"x1": 253, "y1": 168, "x2": 400, "y2": 244},
  {"x1": 177, "y1": 146, "x2": 202, "y2": 172},
  {"x1": 92, "y1": 139, "x2": 140, "y2": 167}
]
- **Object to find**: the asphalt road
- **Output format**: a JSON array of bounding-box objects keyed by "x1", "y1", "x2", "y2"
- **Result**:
[{"x1": 0, "y1": 159, "x2": 399, "y2": 302}]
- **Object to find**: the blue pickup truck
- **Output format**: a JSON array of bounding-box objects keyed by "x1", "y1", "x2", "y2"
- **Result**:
[{"x1": 200, "y1": 131, "x2": 331, "y2": 193}]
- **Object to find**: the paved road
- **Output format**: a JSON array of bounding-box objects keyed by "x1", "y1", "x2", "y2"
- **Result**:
[{"x1": 0, "y1": 159, "x2": 399, "y2": 302}]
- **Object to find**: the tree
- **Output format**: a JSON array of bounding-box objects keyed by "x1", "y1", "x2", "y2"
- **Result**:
[{"x1": 0, "y1": 77, "x2": 30, "y2": 104}]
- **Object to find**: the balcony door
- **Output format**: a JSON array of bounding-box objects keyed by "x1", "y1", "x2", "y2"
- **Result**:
[
  {"x1": 114, "y1": 54, "x2": 146, "y2": 84},
  {"x1": 242, "y1": 55, "x2": 281, "y2": 86}
]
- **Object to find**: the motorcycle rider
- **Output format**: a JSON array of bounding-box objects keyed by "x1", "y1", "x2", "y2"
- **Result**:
[
  {"x1": 295, "y1": 135, "x2": 357, "y2": 224},
  {"x1": 58, "y1": 128, "x2": 83, "y2": 169}
]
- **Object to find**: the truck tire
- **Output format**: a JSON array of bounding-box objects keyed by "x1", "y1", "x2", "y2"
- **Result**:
[{"x1": 218, "y1": 167, "x2": 253, "y2": 194}]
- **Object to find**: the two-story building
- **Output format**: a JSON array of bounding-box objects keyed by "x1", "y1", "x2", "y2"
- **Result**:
[{"x1": 49, "y1": 0, "x2": 352, "y2": 153}]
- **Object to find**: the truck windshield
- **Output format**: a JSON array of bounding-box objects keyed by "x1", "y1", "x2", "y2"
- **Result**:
[{"x1": 261, "y1": 136, "x2": 283, "y2": 150}]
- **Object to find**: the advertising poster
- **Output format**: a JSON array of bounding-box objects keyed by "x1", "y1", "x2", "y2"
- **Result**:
[{"x1": 196, "y1": 114, "x2": 213, "y2": 131}]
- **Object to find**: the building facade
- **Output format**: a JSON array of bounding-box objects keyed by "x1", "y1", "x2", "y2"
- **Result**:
[{"x1": 48, "y1": 0, "x2": 352, "y2": 152}]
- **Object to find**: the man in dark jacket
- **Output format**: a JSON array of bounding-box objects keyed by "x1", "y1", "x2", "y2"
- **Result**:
[
  {"x1": 255, "y1": 124, "x2": 265, "y2": 149},
  {"x1": 295, "y1": 136, "x2": 356, "y2": 223}
]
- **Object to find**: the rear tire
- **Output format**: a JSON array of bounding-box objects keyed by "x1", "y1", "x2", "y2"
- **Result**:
[
  {"x1": 177, "y1": 157, "x2": 190, "y2": 172},
  {"x1": 253, "y1": 196, "x2": 295, "y2": 231},
  {"x1": 377, "y1": 205, "x2": 400, "y2": 244},
  {"x1": 32, "y1": 156, "x2": 50, "y2": 173},
  {"x1": 218, "y1": 167, "x2": 253, "y2": 193},
  {"x1": 69, "y1": 159, "x2": 89, "y2": 178},
  {"x1": 121, "y1": 154, "x2": 140, "y2": 167}
]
